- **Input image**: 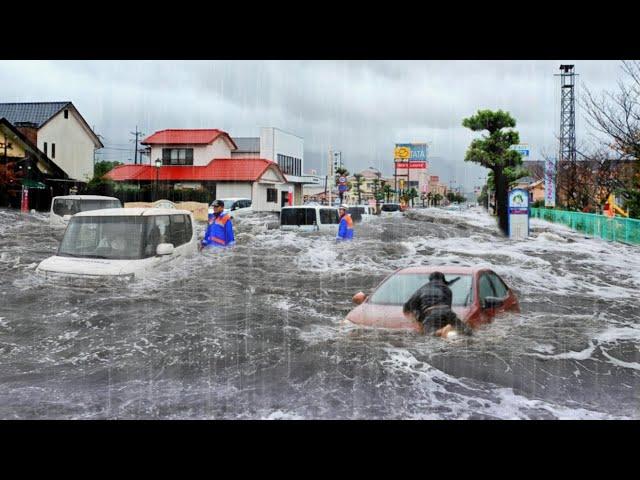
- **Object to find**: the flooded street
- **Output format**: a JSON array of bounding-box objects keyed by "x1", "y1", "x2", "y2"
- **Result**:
[{"x1": 1, "y1": 206, "x2": 639, "y2": 419}]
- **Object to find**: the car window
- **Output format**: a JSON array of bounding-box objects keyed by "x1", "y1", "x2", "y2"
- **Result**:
[
  {"x1": 488, "y1": 273, "x2": 509, "y2": 298},
  {"x1": 320, "y1": 209, "x2": 339, "y2": 224},
  {"x1": 369, "y1": 273, "x2": 473, "y2": 306},
  {"x1": 170, "y1": 214, "x2": 188, "y2": 247},
  {"x1": 281, "y1": 208, "x2": 317, "y2": 226},
  {"x1": 144, "y1": 215, "x2": 171, "y2": 256},
  {"x1": 478, "y1": 274, "x2": 496, "y2": 302}
]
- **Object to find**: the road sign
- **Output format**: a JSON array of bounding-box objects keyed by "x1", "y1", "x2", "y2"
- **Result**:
[
  {"x1": 338, "y1": 184, "x2": 348, "y2": 193},
  {"x1": 510, "y1": 144, "x2": 530, "y2": 158},
  {"x1": 339, "y1": 176, "x2": 347, "y2": 184}
]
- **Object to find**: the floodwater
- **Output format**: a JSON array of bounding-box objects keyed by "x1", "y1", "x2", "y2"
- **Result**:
[{"x1": 0, "y1": 206, "x2": 638, "y2": 419}]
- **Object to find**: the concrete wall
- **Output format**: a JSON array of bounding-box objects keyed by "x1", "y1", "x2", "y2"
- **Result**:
[
  {"x1": 38, "y1": 108, "x2": 97, "y2": 181},
  {"x1": 215, "y1": 182, "x2": 253, "y2": 200},
  {"x1": 260, "y1": 127, "x2": 304, "y2": 169}
]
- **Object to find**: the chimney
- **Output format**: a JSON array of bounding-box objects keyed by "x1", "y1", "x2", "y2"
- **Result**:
[{"x1": 14, "y1": 122, "x2": 38, "y2": 147}]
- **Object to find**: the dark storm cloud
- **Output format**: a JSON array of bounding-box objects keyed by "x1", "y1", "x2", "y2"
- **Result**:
[{"x1": 0, "y1": 60, "x2": 624, "y2": 190}]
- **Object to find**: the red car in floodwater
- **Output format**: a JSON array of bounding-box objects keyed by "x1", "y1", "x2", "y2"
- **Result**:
[{"x1": 345, "y1": 266, "x2": 520, "y2": 333}]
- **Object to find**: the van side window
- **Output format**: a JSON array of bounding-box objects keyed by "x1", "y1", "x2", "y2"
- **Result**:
[
  {"x1": 183, "y1": 215, "x2": 193, "y2": 242},
  {"x1": 145, "y1": 215, "x2": 171, "y2": 256},
  {"x1": 170, "y1": 214, "x2": 188, "y2": 246},
  {"x1": 320, "y1": 209, "x2": 339, "y2": 224}
]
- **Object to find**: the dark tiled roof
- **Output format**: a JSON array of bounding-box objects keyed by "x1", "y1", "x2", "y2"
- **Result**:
[
  {"x1": 232, "y1": 137, "x2": 260, "y2": 153},
  {"x1": 0, "y1": 102, "x2": 71, "y2": 128}
]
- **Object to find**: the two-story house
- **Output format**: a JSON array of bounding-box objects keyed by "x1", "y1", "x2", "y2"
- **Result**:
[{"x1": 0, "y1": 102, "x2": 104, "y2": 182}]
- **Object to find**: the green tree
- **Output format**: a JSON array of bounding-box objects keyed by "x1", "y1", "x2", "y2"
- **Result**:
[
  {"x1": 353, "y1": 173, "x2": 364, "y2": 204},
  {"x1": 84, "y1": 160, "x2": 123, "y2": 194},
  {"x1": 462, "y1": 110, "x2": 524, "y2": 235},
  {"x1": 335, "y1": 166, "x2": 349, "y2": 204},
  {"x1": 433, "y1": 193, "x2": 443, "y2": 206},
  {"x1": 382, "y1": 183, "x2": 392, "y2": 203}
]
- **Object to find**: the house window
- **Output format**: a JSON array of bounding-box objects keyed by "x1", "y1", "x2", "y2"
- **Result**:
[
  {"x1": 44, "y1": 142, "x2": 48, "y2": 156},
  {"x1": 52, "y1": 143, "x2": 56, "y2": 158},
  {"x1": 162, "y1": 148, "x2": 194, "y2": 165},
  {"x1": 64, "y1": 109, "x2": 69, "y2": 119},
  {"x1": 267, "y1": 188, "x2": 277, "y2": 203}
]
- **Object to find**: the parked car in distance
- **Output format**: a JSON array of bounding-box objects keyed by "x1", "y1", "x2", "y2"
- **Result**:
[
  {"x1": 37, "y1": 208, "x2": 197, "y2": 280},
  {"x1": 50, "y1": 195, "x2": 122, "y2": 227},
  {"x1": 213, "y1": 198, "x2": 252, "y2": 218},
  {"x1": 380, "y1": 202, "x2": 402, "y2": 215},
  {"x1": 347, "y1": 205, "x2": 375, "y2": 223},
  {"x1": 280, "y1": 206, "x2": 340, "y2": 232},
  {"x1": 345, "y1": 266, "x2": 520, "y2": 333}
]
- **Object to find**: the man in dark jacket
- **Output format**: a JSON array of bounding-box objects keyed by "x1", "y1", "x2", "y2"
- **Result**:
[{"x1": 403, "y1": 271, "x2": 472, "y2": 337}]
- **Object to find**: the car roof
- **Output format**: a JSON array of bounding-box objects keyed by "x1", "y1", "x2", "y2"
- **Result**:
[
  {"x1": 53, "y1": 195, "x2": 119, "y2": 201},
  {"x1": 396, "y1": 266, "x2": 483, "y2": 275},
  {"x1": 74, "y1": 208, "x2": 192, "y2": 217}
]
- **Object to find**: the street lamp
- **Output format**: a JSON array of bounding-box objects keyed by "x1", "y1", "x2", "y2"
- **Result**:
[{"x1": 154, "y1": 158, "x2": 161, "y2": 201}]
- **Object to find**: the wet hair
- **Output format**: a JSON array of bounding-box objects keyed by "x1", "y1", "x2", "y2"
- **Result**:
[
  {"x1": 212, "y1": 200, "x2": 224, "y2": 208},
  {"x1": 429, "y1": 271, "x2": 446, "y2": 282}
]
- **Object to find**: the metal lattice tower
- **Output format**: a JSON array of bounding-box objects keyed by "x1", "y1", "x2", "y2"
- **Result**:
[{"x1": 558, "y1": 65, "x2": 577, "y2": 163}]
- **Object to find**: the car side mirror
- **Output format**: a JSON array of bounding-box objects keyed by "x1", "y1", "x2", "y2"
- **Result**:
[
  {"x1": 352, "y1": 292, "x2": 367, "y2": 305},
  {"x1": 483, "y1": 296, "x2": 504, "y2": 309},
  {"x1": 63, "y1": 215, "x2": 71, "y2": 221},
  {"x1": 232, "y1": 206, "x2": 238, "y2": 211},
  {"x1": 156, "y1": 243, "x2": 175, "y2": 256}
]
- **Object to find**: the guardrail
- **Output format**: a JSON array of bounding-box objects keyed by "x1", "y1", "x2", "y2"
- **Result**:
[{"x1": 530, "y1": 208, "x2": 640, "y2": 245}]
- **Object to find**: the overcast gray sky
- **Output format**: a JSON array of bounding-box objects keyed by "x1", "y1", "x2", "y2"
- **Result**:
[{"x1": 0, "y1": 60, "x2": 626, "y2": 191}]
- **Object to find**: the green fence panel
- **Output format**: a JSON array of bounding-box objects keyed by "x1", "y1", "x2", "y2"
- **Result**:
[{"x1": 531, "y1": 208, "x2": 640, "y2": 246}]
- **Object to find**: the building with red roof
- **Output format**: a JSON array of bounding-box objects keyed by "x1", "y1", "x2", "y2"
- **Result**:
[{"x1": 106, "y1": 126, "x2": 317, "y2": 211}]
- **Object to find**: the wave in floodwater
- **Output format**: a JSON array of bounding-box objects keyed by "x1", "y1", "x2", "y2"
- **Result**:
[{"x1": 0, "y1": 206, "x2": 638, "y2": 419}]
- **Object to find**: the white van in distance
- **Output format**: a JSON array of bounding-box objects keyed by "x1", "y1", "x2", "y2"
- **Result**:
[
  {"x1": 37, "y1": 208, "x2": 197, "y2": 280},
  {"x1": 50, "y1": 195, "x2": 122, "y2": 227},
  {"x1": 280, "y1": 206, "x2": 340, "y2": 232}
]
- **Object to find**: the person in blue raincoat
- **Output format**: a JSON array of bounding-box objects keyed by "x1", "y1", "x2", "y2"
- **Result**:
[
  {"x1": 199, "y1": 199, "x2": 235, "y2": 250},
  {"x1": 336, "y1": 204, "x2": 354, "y2": 241}
]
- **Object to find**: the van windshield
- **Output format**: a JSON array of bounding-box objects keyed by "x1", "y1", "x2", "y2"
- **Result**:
[
  {"x1": 281, "y1": 208, "x2": 317, "y2": 226},
  {"x1": 53, "y1": 198, "x2": 122, "y2": 216}
]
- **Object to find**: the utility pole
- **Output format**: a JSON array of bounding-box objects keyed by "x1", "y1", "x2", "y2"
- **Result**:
[
  {"x1": 130, "y1": 126, "x2": 144, "y2": 165},
  {"x1": 327, "y1": 148, "x2": 332, "y2": 206}
]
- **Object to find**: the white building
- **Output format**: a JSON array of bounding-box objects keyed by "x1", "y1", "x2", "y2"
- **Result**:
[
  {"x1": 0, "y1": 102, "x2": 104, "y2": 182},
  {"x1": 232, "y1": 127, "x2": 314, "y2": 206}
]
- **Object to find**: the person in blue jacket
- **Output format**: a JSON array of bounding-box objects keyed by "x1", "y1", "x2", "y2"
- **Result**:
[
  {"x1": 199, "y1": 199, "x2": 235, "y2": 250},
  {"x1": 336, "y1": 204, "x2": 354, "y2": 241}
]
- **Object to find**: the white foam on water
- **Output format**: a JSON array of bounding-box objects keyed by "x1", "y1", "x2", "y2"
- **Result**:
[{"x1": 382, "y1": 347, "x2": 624, "y2": 419}]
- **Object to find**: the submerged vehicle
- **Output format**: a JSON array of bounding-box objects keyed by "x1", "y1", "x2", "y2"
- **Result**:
[
  {"x1": 213, "y1": 198, "x2": 253, "y2": 218},
  {"x1": 50, "y1": 195, "x2": 122, "y2": 226},
  {"x1": 37, "y1": 208, "x2": 197, "y2": 280},
  {"x1": 347, "y1": 205, "x2": 375, "y2": 223},
  {"x1": 280, "y1": 206, "x2": 340, "y2": 232},
  {"x1": 380, "y1": 202, "x2": 402, "y2": 215},
  {"x1": 345, "y1": 266, "x2": 520, "y2": 332}
]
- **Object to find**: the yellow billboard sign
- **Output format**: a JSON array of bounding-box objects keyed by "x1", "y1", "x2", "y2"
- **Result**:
[{"x1": 394, "y1": 146, "x2": 411, "y2": 159}]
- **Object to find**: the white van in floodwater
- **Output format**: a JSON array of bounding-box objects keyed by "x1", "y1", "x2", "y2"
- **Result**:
[
  {"x1": 37, "y1": 208, "x2": 197, "y2": 280},
  {"x1": 280, "y1": 206, "x2": 340, "y2": 232},
  {"x1": 50, "y1": 195, "x2": 122, "y2": 227}
]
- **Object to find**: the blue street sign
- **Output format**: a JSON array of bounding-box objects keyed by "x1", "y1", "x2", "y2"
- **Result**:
[{"x1": 338, "y1": 184, "x2": 348, "y2": 192}]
